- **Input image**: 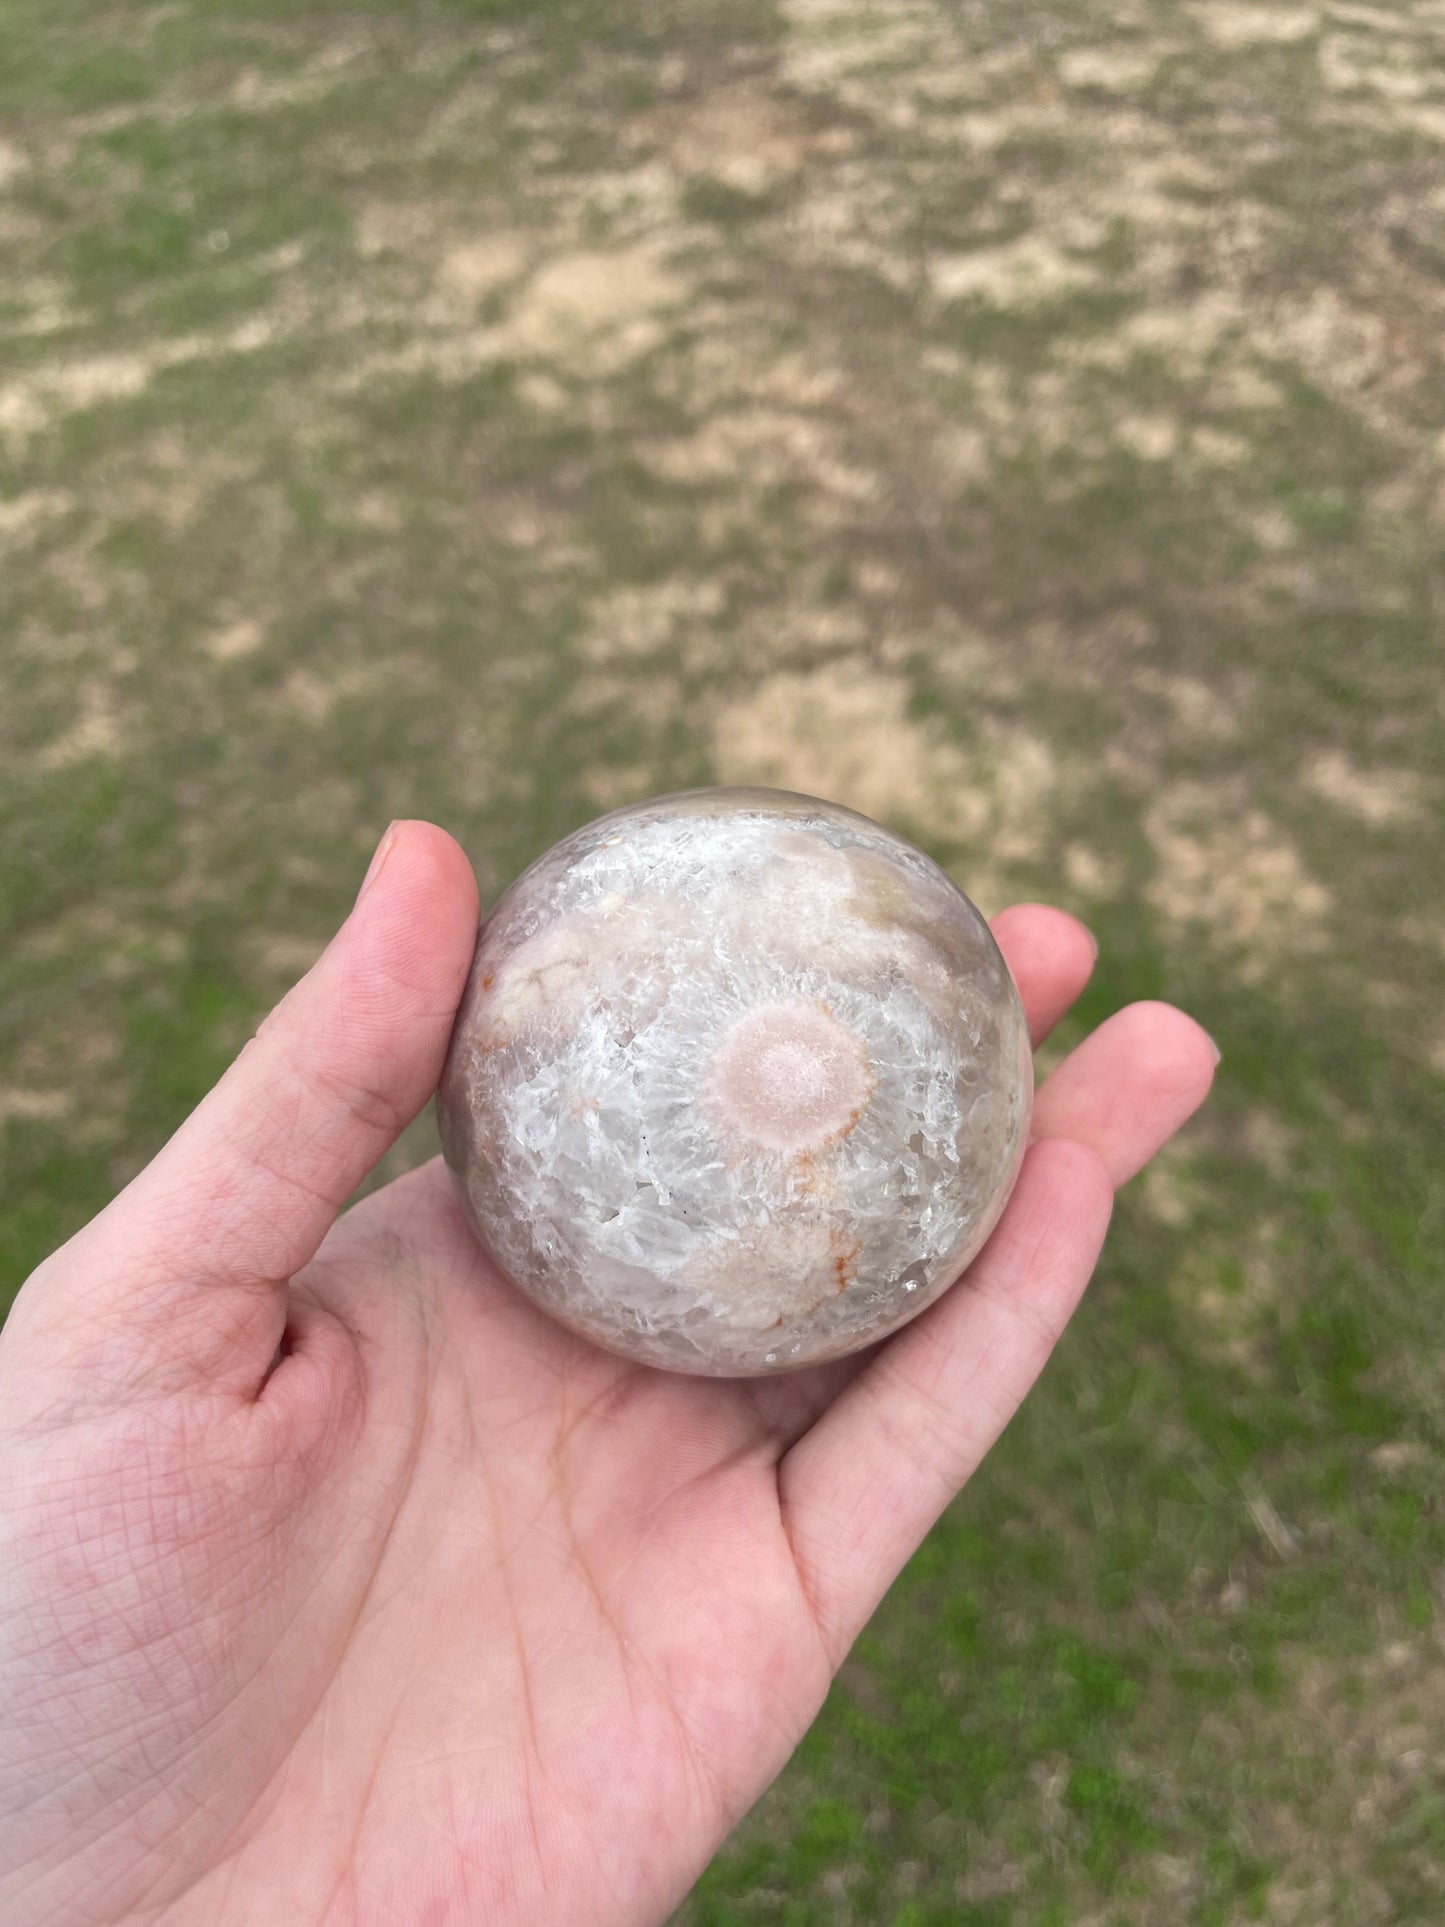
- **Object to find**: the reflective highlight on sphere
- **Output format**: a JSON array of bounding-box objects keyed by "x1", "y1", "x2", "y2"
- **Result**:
[{"x1": 438, "y1": 788, "x2": 1033, "y2": 1376}]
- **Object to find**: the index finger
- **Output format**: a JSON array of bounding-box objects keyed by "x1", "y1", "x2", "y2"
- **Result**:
[{"x1": 989, "y1": 903, "x2": 1098, "y2": 1047}]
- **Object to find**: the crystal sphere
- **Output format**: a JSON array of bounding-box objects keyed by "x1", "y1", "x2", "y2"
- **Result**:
[{"x1": 438, "y1": 788, "x2": 1032, "y2": 1376}]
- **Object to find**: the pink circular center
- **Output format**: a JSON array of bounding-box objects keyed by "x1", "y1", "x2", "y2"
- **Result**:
[{"x1": 708, "y1": 1003, "x2": 872, "y2": 1153}]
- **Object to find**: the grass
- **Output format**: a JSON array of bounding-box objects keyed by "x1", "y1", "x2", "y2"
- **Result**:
[{"x1": 2, "y1": 0, "x2": 1444, "y2": 1920}]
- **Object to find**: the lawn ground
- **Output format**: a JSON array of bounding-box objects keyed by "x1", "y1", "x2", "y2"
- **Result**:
[{"x1": 2, "y1": 1, "x2": 1443, "y2": 1920}]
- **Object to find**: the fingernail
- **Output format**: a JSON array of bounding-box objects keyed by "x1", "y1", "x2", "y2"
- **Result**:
[
  {"x1": 1083, "y1": 923, "x2": 1099, "y2": 960},
  {"x1": 1205, "y1": 1030, "x2": 1222, "y2": 1064},
  {"x1": 356, "y1": 822, "x2": 399, "y2": 905}
]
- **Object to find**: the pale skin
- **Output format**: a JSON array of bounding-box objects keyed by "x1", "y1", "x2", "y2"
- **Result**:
[{"x1": 0, "y1": 821, "x2": 1217, "y2": 1927}]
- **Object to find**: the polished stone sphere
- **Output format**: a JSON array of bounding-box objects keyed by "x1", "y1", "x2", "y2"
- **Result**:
[{"x1": 438, "y1": 788, "x2": 1032, "y2": 1376}]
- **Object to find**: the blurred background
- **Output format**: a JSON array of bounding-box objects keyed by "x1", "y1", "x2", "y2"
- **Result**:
[{"x1": 2, "y1": 0, "x2": 1443, "y2": 1920}]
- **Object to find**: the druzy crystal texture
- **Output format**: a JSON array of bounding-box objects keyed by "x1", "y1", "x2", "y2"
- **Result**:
[{"x1": 438, "y1": 789, "x2": 1032, "y2": 1376}]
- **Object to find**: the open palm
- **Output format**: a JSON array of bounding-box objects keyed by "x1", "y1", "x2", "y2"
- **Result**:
[{"x1": 0, "y1": 823, "x2": 1215, "y2": 1927}]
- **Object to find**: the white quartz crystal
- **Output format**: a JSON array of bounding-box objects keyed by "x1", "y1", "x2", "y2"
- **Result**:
[{"x1": 438, "y1": 788, "x2": 1032, "y2": 1375}]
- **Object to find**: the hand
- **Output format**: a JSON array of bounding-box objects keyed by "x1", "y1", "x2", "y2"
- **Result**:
[{"x1": 0, "y1": 821, "x2": 1215, "y2": 1927}]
